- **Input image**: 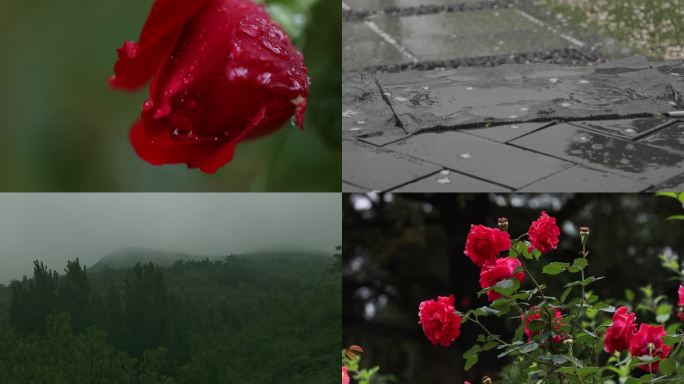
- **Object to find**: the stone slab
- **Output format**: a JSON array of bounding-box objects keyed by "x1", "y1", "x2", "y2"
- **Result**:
[
  {"x1": 510, "y1": 123, "x2": 684, "y2": 185},
  {"x1": 376, "y1": 57, "x2": 683, "y2": 133},
  {"x1": 391, "y1": 169, "x2": 511, "y2": 192},
  {"x1": 344, "y1": 0, "x2": 485, "y2": 10},
  {"x1": 342, "y1": 139, "x2": 441, "y2": 191},
  {"x1": 372, "y1": 10, "x2": 567, "y2": 61},
  {"x1": 343, "y1": 21, "x2": 409, "y2": 72},
  {"x1": 572, "y1": 117, "x2": 673, "y2": 140},
  {"x1": 465, "y1": 122, "x2": 551, "y2": 143},
  {"x1": 518, "y1": 165, "x2": 650, "y2": 192},
  {"x1": 386, "y1": 131, "x2": 573, "y2": 189},
  {"x1": 342, "y1": 72, "x2": 406, "y2": 142},
  {"x1": 653, "y1": 173, "x2": 684, "y2": 191},
  {"x1": 638, "y1": 121, "x2": 684, "y2": 154}
]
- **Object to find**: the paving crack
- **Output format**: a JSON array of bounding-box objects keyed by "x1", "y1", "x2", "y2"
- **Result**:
[
  {"x1": 343, "y1": 0, "x2": 519, "y2": 22},
  {"x1": 374, "y1": 78, "x2": 408, "y2": 135}
]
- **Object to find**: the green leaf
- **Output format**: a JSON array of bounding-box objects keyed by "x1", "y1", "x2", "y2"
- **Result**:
[
  {"x1": 656, "y1": 304, "x2": 672, "y2": 323},
  {"x1": 568, "y1": 258, "x2": 588, "y2": 273},
  {"x1": 660, "y1": 358, "x2": 676, "y2": 375},
  {"x1": 625, "y1": 288, "x2": 635, "y2": 302},
  {"x1": 527, "y1": 319, "x2": 545, "y2": 331},
  {"x1": 463, "y1": 344, "x2": 480, "y2": 360},
  {"x1": 542, "y1": 262, "x2": 569, "y2": 275},
  {"x1": 518, "y1": 342, "x2": 539, "y2": 354},
  {"x1": 577, "y1": 366, "x2": 599, "y2": 376},
  {"x1": 666, "y1": 215, "x2": 684, "y2": 221},
  {"x1": 560, "y1": 287, "x2": 573, "y2": 303},
  {"x1": 464, "y1": 354, "x2": 479, "y2": 371}
]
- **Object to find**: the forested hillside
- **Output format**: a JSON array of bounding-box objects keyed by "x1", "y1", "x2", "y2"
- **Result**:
[{"x1": 0, "y1": 252, "x2": 339, "y2": 383}]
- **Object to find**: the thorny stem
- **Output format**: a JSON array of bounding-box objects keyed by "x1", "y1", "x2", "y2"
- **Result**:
[{"x1": 567, "y1": 343, "x2": 585, "y2": 384}]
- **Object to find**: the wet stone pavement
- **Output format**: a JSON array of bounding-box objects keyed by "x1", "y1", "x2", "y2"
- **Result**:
[
  {"x1": 342, "y1": 0, "x2": 684, "y2": 192},
  {"x1": 342, "y1": 58, "x2": 684, "y2": 192}
]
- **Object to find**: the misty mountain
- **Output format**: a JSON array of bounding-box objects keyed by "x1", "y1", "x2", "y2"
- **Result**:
[
  {"x1": 88, "y1": 247, "x2": 217, "y2": 272},
  {"x1": 87, "y1": 247, "x2": 332, "y2": 273}
]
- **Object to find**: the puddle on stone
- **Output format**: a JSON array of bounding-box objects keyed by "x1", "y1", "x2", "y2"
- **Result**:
[
  {"x1": 511, "y1": 123, "x2": 684, "y2": 184},
  {"x1": 574, "y1": 116, "x2": 672, "y2": 139}
]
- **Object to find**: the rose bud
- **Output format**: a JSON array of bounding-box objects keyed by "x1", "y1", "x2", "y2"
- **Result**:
[
  {"x1": 497, "y1": 217, "x2": 509, "y2": 232},
  {"x1": 110, "y1": 0, "x2": 309, "y2": 173}
]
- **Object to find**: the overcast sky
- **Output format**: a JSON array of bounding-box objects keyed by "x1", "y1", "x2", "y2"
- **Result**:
[{"x1": 0, "y1": 193, "x2": 340, "y2": 283}]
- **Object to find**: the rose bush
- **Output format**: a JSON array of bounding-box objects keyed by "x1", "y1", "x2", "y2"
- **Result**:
[
  {"x1": 111, "y1": 0, "x2": 308, "y2": 173},
  {"x1": 413, "y1": 211, "x2": 684, "y2": 383}
]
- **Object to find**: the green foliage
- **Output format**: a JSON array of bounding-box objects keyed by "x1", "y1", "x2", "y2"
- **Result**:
[{"x1": 2, "y1": 254, "x2": 339, "y2": 383}]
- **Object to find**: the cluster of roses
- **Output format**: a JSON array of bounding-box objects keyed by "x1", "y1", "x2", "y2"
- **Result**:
[
  {"x1": 603, "y1": 306, "x2": 671, "y2": 372},
  {"x1": 418, "y1": 212, "x2": 562, "y2": 348}
]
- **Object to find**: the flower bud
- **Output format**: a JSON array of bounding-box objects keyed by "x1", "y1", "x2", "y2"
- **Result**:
[
  {"x1": 497, "y1": 217, "x2": 509, "y2": 232},
  {"x1": 579, "y1": 226, "x2": 590, "y2": 239},
  {"x1": 563, "y1": 338, "x2": 574, "y2": 346},
  {"x1": 481, "y1": 377, "x2": 492, "y2": 384}
]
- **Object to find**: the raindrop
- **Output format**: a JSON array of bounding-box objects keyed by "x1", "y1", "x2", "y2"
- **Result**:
[
  {"x1": 257, "y1": 72, "x2": 272, "y2": 85},
  {"x1": 549, "y1": 77, "x2": 559, "y2": 83},
  {"x1": 459, "y1": 153, "x2": 472, "y2": 159},
  {"x1": 422, "y1": 86, "x2": 430, "y2": 90},
  {"x1": 356, "y1": 120, "x2": 366, "y2": 125},
  {"x1": 439, "y1": 169, "x2": 450, "y2": 176},
  {"x1": 579, "y1": 80, "x2": 589, "y2": 84},
  {"x1": 262, "y1": 39, "x2": 285, "y2": 56},
  {"x1": 436, "y1": 177, "x2": 451, "y2": 185},
  {"x1": 466, "y1": 87, "x2": 474, "y2": 90},
  {"x1": 227, "y1": 67, "x2": 249, "y2": 80},
  {"x1": 561, "y1": 102, "x2": 571, "y2": 107},
  {"x1": 520, "y1": 107, "x2": 529, "y2": 111},
  {"x1": 143, "y1": 99, "x2": 155, "y2": 111},
  {"x1": 508, "y1": 115, "x2": 518, "y2": 119},
  {"x1": 383, "y1": 92, "x2": 391, "y2": 96},
  {"x1": 669, "y1": 101, "x2": 677, "y2": 106},
  {"x1": 591, "y1": 143, "x2": 603, "y2": 150},
  {"x1": 394, "y1": 96, "x2": 408, "y2": 102},
  {"x1": 623, "y1": 128, "x2": 636, "y2": 134},
  {"x1": 511, "y1": 125, "x2": 520, "y2": 129},
  {"x1": 239, "y1": 24, "x2": 260, "y2": 38},
  {"x1": 573, "y1": 134, "x2": 591, "y2": 143},
  {"x1": 342, "y1": 109, "x2": 359, "y2": 118},
  {"x1": 171, "y1": 128, "x2": 193, "y2": 139},
  {"x1": 350, "y1": 127, "x2": 362, "y2": 132}
]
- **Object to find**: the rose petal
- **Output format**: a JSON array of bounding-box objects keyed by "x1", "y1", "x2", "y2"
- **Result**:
[{"x1": 110, "y1": 0, "x2": 212, "y2": 90}]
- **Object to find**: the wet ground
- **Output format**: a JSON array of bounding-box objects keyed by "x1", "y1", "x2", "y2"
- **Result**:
[{"x1": 342, "y1": 0, "x2": 684, "y2": 192}]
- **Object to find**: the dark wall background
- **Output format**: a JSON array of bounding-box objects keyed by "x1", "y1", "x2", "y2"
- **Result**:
[{"x1": 342, "y1": 194, "x2": 684, "y2": 384}]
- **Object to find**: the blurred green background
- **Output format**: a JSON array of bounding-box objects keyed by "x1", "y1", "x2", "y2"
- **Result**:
[{"x1": 0, "y1": 0, "x2": 340, "y2": 191}]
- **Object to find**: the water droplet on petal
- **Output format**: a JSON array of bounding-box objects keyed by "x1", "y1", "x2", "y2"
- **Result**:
[
  {"x1": 182, "y1": 73, "x2": 193, "y2": 84},
  {"x1": 257, "y1": 72, "x2": 272, "y2": 85},
  {"x1": 171, "y1": 128, "x2": 193, "y2": 140},
  {"x1": 143, "y1": 99, "x2": 155, "y2": 111},
  {"x1": 240, "y1": 24, "x2": 260, "y2": 37}
]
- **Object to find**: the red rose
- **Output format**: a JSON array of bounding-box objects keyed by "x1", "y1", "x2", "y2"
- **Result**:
[
  {"x1": 111, "y1": 0, "x2": 309, "y2": 173},
  {"x1": 629, "y1": 323, "x2": 671, "y2": 372},
  {"x1": 418, "y1": 295, "x2": 462, "y2": 347},
  {"x1": 528, "y1": 211, "x2": 560, "y2": 254},
  {"x1": 603, "y1": 306, "x2": 637, "y2": 353},
  {"x1": 342, "y1": 366, "x2": 349, "y2": 384},
  {"x1": 464, "y1": 225, "x2": 511, "y2": 268},
  {"x1": 678, "y1": 285, "x2": 684, "y2": 322},
  {"x1": 524, "y1": 307, "x2": 564, "y2": 343},
  {"x1": 479, "y1": 257, "x2": 525, "y2": 302}
]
